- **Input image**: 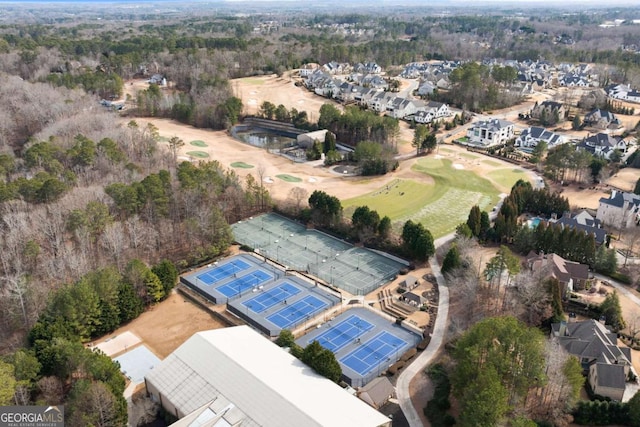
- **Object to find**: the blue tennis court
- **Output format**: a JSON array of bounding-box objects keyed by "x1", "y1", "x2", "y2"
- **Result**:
[
  {"x1": 267, "y1": 295, "x2": 328, "y2": 328},
  {"x1": 197, "y1": 259, "x2": 251, "y2": 285},
  {"x1": 315, "y1": 315, "x2": 374, "y2": 352},
  {"x1": 242, "y1": 282, "x2": 301, "y2": 313},
  {"x1": 216, "y1": 270, "x2": 272, "y2": 298},
  {"x1": 340, "y1": 331, "x2": 407, "y2": 376}
]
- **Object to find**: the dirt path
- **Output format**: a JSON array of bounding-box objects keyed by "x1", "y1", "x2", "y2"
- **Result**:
[{"x1": 92, "y1": 291, "x2": 226, "y2": 359}]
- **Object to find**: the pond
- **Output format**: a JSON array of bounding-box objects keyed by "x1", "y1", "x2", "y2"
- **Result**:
[{"x1": 232, "y1": 127, "x2": 297, "y2": 150}]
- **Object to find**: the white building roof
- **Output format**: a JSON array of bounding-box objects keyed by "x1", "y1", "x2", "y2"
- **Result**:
[{"x1": 147, "y1": 326, "x2": 391, "y2": 427}]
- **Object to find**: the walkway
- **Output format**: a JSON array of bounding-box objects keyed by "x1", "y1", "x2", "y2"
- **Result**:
[{"x1": 396, "y1": 233, "x2": 454, "y2": 427}]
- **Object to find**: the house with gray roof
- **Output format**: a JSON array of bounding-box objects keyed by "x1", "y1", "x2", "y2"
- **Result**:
[
  {"x1": 576, "y1": 133, "x2": 628, "y2": 160},
  {"x1": 548, "y1": 210, "x2": 607, "y2": 246},
  {"x1": 551, "y1": 319, "x2": 634, "y2": 401},
  {"x1": 607, "y1": 83, "x2": 640, "y2": 104},
  {"x1": 515, "y1": 126, "x2": 565, "y2": 149},
  {"x1": 596, "y1": 190, "x2": 640, "y2": 228},
  {"x1": 583, "y1": 109, "x2": 622, "y2": 130},
  {"x1": 466, "y1": 118, "x2": 514, "y2": 146},
  {"x1": 530, "y1": 100, "x2": 565, "y2": 124}
]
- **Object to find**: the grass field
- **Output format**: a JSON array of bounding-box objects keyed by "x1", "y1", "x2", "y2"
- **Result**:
[
  {"x1": 276, "y1": 174, "x2": 302, "y2": 182},
  {"x1": 458, "y1": 152, "x2": 479, "y2": 160},
  {"x1": 486, "y1": 168, "x2": 526, "y2": 191},
  {"x1": 190, "y1": 140, "x2": 208, "y2": 147},
  {"x1": 482, "y1": 159, "x2": 501, "y2": 167},
  {"x1": 186, "y1": 151, "x2": 210, "y2": 158},
  {"x1": 343, "y1": 157, "x2": 505, "y2": 238},
  {"x1": 231, "y1": 161, "x2": 254, "y2": 169},
  {"x1": 241, "y1": 78, "x2": 266, "y2": 85}
]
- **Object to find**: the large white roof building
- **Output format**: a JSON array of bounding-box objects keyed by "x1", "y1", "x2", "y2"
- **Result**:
[{"x1": 145, "y1": 326, "x2": 392, "y2": 427}]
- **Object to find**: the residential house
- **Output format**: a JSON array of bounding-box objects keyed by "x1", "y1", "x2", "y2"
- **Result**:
[
  {"x1": 148, "y1": 74, "x2": 166, "y2": 86},
  {"x1": 607, "y1": 83, "x2": 640, "y2": 104},
  {"x1": 417, "y1": 80, "x2": 436, "y2": 96},
  {"x1": 369, "y1": 92, "x2": 395, "y2": 113},
  {"x1": 559, "y1": 74, "x2": 589, "y2": 87},
  {"x1": 322, "y1": 61, "x2": 348, "y2": 75},
  {"x1": 361, "y1": 74, "x2": 388, "y2": 90},
  {"x1": 583, "y1": 109, "x2": 622, "y2": 129},
  {"x1": 354, "y1": 62, "x2": 382, "y2": 75},
  {"x1": 299, "y1": 63, "x2": 320, "y2": 77},
  {"x1": 551, "y1": 319, "x2": 633, "y2": 401},
  {"x1": 596, "y1": 190, "x2": 640, "y2": 228},
  {"x1": 526, "y1": 252, "x2": 590, "y2": 293},
  {"x1": 466, "y1": 119, "x2": 514, "y2": 146},
  {"x1": 335, "y1": 81, "x2": 360, "y2": 102},
  {"x1": 548, "y1": 210, "x2": 608, "y2": 245},
  {"x1": 576, "y1": 133, "x2": 628, "y2": 160},
  {"x1": 530, "y1": 100, "x2": 565, "y2": 123},
  {"x1": 387, "y1": 98, "x2": 425, "y2": 119},
  {"x1": 515, "y1": 126, "x2": 565, "y2": 149},
  {"x1": 355, "y1": 87, "x2": 380, "y2": 106},
  {"x1": 412, "y1": 101, "x2": 450, "y2": 124}
]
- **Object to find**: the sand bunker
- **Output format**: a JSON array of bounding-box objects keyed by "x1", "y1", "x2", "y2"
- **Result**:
[
  {"x1": 247, "y1": 99, "x2": 258, "y2": 106},
  {"x1": 434, "y1": 155, "x2": 443, "y2": 159},
  {"x1": 452, "y1": 163, "x2": 465, "y2": 170},
  {"x1": 263, "y1": 177, "x2": 274, "y2": 184},
  {"x1": 309, "y1": 177, "x2": 317, "y2": 183},
  {"x1": 249, "y1": 90, "x2": 258, "y2": 95}
]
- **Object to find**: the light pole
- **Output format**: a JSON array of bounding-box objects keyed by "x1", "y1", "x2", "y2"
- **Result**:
[
  {"x1": 357, "y1": 253, "x2": 362, "y2": 270},
  {"x1": 330, "y1": 266, "x2": 336, "y2": 284},
  {"x1": 393, "y1": 343, "x2": 399, "y2": 362}
]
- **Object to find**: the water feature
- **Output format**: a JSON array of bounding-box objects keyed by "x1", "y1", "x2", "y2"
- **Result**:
[{"x1": 232, "y1": 126, "x2": 297, "y2": 149}]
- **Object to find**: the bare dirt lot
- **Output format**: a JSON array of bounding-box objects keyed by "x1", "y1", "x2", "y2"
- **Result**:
[
  {"x1": 234, "y1": 74, "x2": 343, "y2": 121},
  {"x1": 93, "y1": 291, "x2": 226, "y2": 359}
]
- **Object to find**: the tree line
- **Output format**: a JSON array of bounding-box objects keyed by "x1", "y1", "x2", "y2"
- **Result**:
[{"x1": 302, "y1": 190, "x2": 434, "y2": 262}]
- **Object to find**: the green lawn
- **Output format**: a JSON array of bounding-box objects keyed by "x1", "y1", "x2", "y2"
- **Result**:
[
  {"x1": 459, "y1": 152, "x2": 479, "y2": 160},
  {"x1": 242, "y1": 78, "x2": 265, "y2": 85},
  {"x1": 486, "y1": 168, "x2": 526, "y2": 192},
  {"x1": 343, "y1": 157, "x2": 502, "y2": 238},
  {"x1": 230, "y1": 162, "x2": 254, "y2": 169},
  {"x1": 186, "y1": 151, "x2": 210, "y2": 159},
  {"x1": 276, "y1": 174, "x2": 302, "y2": 183},
  {"x1": 482, "y1": 159, "x2": 501, "y2": 167},
  {"x1": 190, "y1": 140, "x2": 208, "y2": 147}
]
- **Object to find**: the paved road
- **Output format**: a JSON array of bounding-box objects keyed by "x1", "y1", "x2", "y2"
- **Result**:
[
  {"x1": 593, "y1": 273, "x2": 640, "y2": 307},
  {"x1": 396, "y1": 234, "x2": 455, "y2": 426}
]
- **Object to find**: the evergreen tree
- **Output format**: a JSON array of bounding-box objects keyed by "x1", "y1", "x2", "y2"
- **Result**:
[
  {"x1": 466, "y1": 205, "x2": 481, "y2": 238},
  {"x1": 442, "y1": 244, "x2": 461, "y2": 275},
  {"x1": 599, "y1": 291, "x2": 625, "y2": 331}
]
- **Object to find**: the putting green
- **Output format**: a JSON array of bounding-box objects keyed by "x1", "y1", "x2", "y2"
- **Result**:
[
  {"x1": 276, "y1": 174, "x2": 302, "y2": 183},
  {"x1": 186, "y1": 151, "x2": 210, "y2": 159},
  {"x1": 242, "y1": 78, "x2": 265, "y2": 85},
  {"x1": 231, "y1": 162, "x2": 254, "y2": 169},
  {"x1": 190, "y1": 140, "x2": 208, "y2": 147},
  {"x1": 343, "y1": 157, "x2": 503, "y2": 238}
]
